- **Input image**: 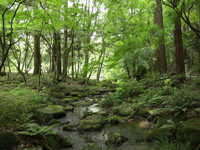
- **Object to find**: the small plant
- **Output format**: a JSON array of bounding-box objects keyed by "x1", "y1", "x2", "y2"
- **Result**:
[{"x1": 155, "y1": 136, "x2": 193, "y2": 150}]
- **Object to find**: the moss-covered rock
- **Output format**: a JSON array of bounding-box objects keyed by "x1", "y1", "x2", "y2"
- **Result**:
[
  {"x1": 94, "y1": 110, "x2": 108, "y2": 116},
  {"x1": 146, "y1": 125, "x2": 175, "y2": 141},
  {"x1": 63, "y1": 124, "x2": 73, "y2": 131},
  {"x1": 137, "y1": 108, "x2": 151, "y2": 118},
  {"x1": 0, "y1": 131, "x2": 18, "y2": 150},
  {"x1": 63, "y1": 105, "x2": 74, "y2": 111},
  {"x1": 45, "y1": 133, "x2": 72, "y2": 149},
  {"x1": 47, "y1": 119, "x2": 62, "y2": 126},
  {"x1": 62, "y1": 97, "x2": 78, "y2": 103},
  {"x1": 77, "y1": 114, "x2": 104, "y2": 131},
  {"x1": 178, "y1": 109, "x2": 198, "y2": 121},
  {"x1": 21, "y1": 147, "x2": 43, "y2": 150},
  {"x1": 176, "y1": 118, "x2": 200, "y2": 147},
  {"x1": 112, "y1": 104, "x2": 136, "y2": 117},
  {"x1": 51, "y1": 92, "x2": 65, "y2": 99},
  {"x1": 105, "y1": 132, "x2": 128, "y2": 145},
  {"x1": 81, "y1": 143, "x2": 101, "y2": 150},
  {"x1": 37, "y1": 105, "x2": 66, "y2": 119}
]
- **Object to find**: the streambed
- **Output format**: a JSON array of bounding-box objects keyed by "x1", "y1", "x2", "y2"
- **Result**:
[{"x1": 52, "y1": 95, "x2": 155, "y2": 150}]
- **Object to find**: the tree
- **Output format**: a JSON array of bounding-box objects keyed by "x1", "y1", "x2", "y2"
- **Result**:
[{"x1": 173, "y1": 0, "x2": 185, "y2": 75}]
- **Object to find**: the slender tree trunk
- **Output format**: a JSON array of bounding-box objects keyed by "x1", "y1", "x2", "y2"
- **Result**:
[
  {"x1": 63, "y1": 29, "x2": 68, "y2": 75},
  {"x1": 33, "y1": 35, "x2": 41, "y2": 75},
  {"x1": 52, "y1": 33, "x2": 56, "y2": 72},
  {"x1": 154, "y1": 4, "x2": 160, "y2": 73},
  {"x1": 71, "y1": 45, "x2": 74, "y2": 78},
  {"x1": 173, "y1": 0, "x2": 185, "y2": 75},
  {"x1": 157, "y1": 0, "x2": 167, "y2": 73},
  {"x1": 56, "y1": 33, "x2": 61, "y2": 75}
]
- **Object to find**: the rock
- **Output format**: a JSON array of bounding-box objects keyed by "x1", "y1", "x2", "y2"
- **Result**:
[
  {"x1": 51, "y1": 92, "x2": 65, "y2": 99},
  {"x1": 47, "y1": 119, "x2": 62, "y2": 126},
  {"x1": 63, "y1": 124, "x2": 73, "y2": 131},
  {"x1": 62, "y1": 97, "x2": 78, "y2": 103},
  {"x1": 135, "y1": 138, "x2": 145, "y2": 143},
  {"x1": 112, "y1": 104, "x2": 136, "y2": 117},
  {"x1": 37, "y1": 105, "x2": 66, "y2": 119},
  {"x1": 178, "y1": 108, "x2": 198, "y2": 121},
  {"x1": 77, "y1": 114, "x2": 104, "y2": 131},
  {"x1": 64, "y1": 105, "x2": 74, "y2": 111},
  {"x1": 81, "y1": 143, "x2": 101, "y2": 150},
  {"x1": 20, "y1": 147, "x2": 43, "y2": 150},
  {"x1": 137, "y1": 109, "x2": 151, "y2": 118},
  {"x1": 146, "y1": 125, "x2": 175, "y2": 141},
  {"x1": 105, "y1": 132, "x2": 128, "y2": 145},
  {"x1": 176, "y1": 118, "x2": 200, "y2": 147},
  {"x1": 0, "y1": 131, "x2": 18, "y2": 150},
  {"x1": 45, "y1": 133, "x2": 72, "y2": 149},
  {"x1": 94, "y1": 110, "x2": 108, "y2": 116}
]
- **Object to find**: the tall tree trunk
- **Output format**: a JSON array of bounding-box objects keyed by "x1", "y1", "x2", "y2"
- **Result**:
[
  {"x1": 173, "y1": 0, "x2": 185, "y2": 75},
  {"x1": 52, "y1": 32, "x2": 56, "y2": 72},
  {"x1": 63, "y1": 29, "x2": 68, "y2": 75},
  {"x1": 154, "y1": 4, "x2": 160, "y2": 73},
  {"x1": 71, "y1": 45, "x2": 74, "y2": 78},
  {"x1": 33, "y1": 35, "x2": 41, "y2": 75},
  {"x1": 56, "y1": 33, "x2": 61, "y2": 75},
  {"x1": 157, "y1": 0, "x2": 167, "y2": 73}
]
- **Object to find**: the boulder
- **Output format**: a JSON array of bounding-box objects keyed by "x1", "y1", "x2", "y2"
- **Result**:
[
  {"x1": 112, "y1": 104, "x2": 136, "y2": 117},
  {"x1": 63, "y1": 124, "x2": 73, "y2": 131},
  {"x1": 137, "y1": 108, "x2": 151, "y2": 118},
  {"x1": 77, "y1": 114, "x2": 104, "y2": 131},
  {"x1": 105, "y1": 132, "x2": 128, "y2": 145},
  {"x1": 176, "y1": 118, "x2": 200, "y2": 147},
  {"x1": 45, "y1": 133, "x2": 72, "y2": 149},
  {"x1": 37, "y1": 105, "x2": 66, "y2": 119},
  {"x1": 62, "y1": 97, "x2": 78, "y2": 103},
  {"x1": 0, "y1": 131, "x2": 18, "y2": 150},
  {"x1": 47, "y1": 119, "x2": 62, "y2": 126},
  {"x1": 146, "y1": 125, "x2": 175, "y2": 141},
  {"x1": 64, "y1": 105, "x2": 74, "y2": 111},
  {"x1": 81, "y1": 143, "x2": 101, "y2": 150}
]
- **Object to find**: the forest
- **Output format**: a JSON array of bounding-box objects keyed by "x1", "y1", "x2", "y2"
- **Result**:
[{"x1": 0, "y1": 0, "x2": 200, "y2": 149}]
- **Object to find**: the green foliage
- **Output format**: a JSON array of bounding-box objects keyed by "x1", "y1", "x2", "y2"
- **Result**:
[
  {"x1": 18, "y1": 123, "x2": 57, "y2": 136},
  {"x1": 155, "y1": 136, "x2": 193, "y2": 150}
]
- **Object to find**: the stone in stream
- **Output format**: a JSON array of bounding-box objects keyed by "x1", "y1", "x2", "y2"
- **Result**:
[
  {"x1": 0, "y1": 131, "x2": 18, "y2": 150},
  {"x1": 77, "y1": 114, "x2": 105, "y2": 131},
  {"x1": 62, "y1": 97, "x2": 78, "y2": 103},
  {"x1": 176, "y1": 118, "x2": 200, "y2": 147},
  {"x1": 63, "y1": 124, "x2": 74, "y2": 131},
  {"x1": 64, "y1": 105, "x2": 74, "y2": 111},
  {"x1": 146, "y1": 125, "x2": 175, "y2": 141},
  {"x1": 112, "y1": 104, "x2": 136, "y2": 117},
  {"x1": 44, "y1": 132, "x2": 72, "y2": 149},
  {"x1": 105, "y1": 132, "x2": 128, "y2": 145},
  {"x1": 37, "y1": 105, "x2": 66, "y2": 119},
  {"x1": 47, "y1": 119, "x2": 62, "y2": 126},
  {"x1": 81, "y1": 143, "x2": 101, "y2": 150}
]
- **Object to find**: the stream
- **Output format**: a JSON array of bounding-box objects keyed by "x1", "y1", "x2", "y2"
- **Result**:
[{"x1": 51, "y1": 95, "x2": 156, "y2": 150}]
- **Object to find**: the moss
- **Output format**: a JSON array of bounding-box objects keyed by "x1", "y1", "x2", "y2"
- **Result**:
[
  {"x1": 63, "y1": 105, "x2": 73, "y2": 111},
  {"x1": 176, "y1": 118, "x2": 200, "y2": 147},
  {"x1": 146, "y1": 125, "x2": 175, "y2": 141},
  {"x1": 137, "y1": 108, "x2": 151, "y2": 118},
  {"x1": 63, "y1": 124, "x2": 73, "y2": 131},
  {"x1": 45, "y1": 133, "x2": 72, "y2": 149},
  {"x1": 47, "y1": 119, "x2": 62, "y2": 126},
  {"x1": 105, "y1": 132, "x2": 128, "y2": 145},
  {"x1": 37, "y1": 105, "x2": 66, "y2": 119},
  {"x1": 0, "y1": 131, "x2": 18, "y2": 150},
  {"x1": 77, "y1": 115, "x2": 104, "y2": 131},
  {"x1": 81, "y1": 143, "x2": 101, "y2": 150}
]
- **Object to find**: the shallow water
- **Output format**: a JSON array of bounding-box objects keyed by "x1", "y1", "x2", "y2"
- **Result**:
[{"x1": 52, "y1": 97, "x2": 155, "y2": 150}]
